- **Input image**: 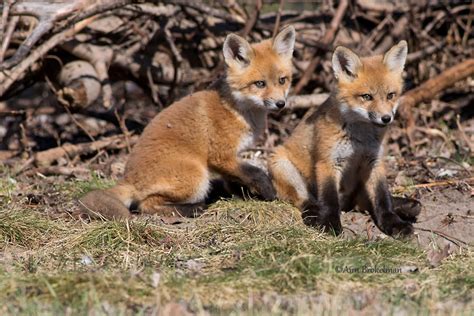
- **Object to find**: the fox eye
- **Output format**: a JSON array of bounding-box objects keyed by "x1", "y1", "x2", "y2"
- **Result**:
[
  {"x1": 361, "y1": 94, "x2": 373, "y2": 101},
  {"x1": 279, "y1": 77, "x2": 287, "y2": 85},
  {"x1": 387, "y1": 92, "x2": 396, "y2": 100},
  {"x1": 254, "y1": 80, "x2": 266, "y2": 88}
]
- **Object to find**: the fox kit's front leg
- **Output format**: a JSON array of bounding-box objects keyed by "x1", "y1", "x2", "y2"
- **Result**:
[
  {"x1": 217, "y1": 157, "x2": 276, "y2": 201},
  {"x1": 357, "y1": 164, "x2": 413, "y2": 237},
  {"x1": 312, "y1": 160, "x2": 343, "y2": 234}
]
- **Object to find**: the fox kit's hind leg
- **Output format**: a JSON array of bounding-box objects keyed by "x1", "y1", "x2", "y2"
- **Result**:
[
  {"x1": 140, "y1": 195, "x2": 206, "y2": 217},
  {"x1": 135, "y1": 159, "x2": 210, "y2": 217},
  {"x1": 269, "y1": 154, "x2": 310, "y2": 208},
  {"x1": 269, "y1": 153, "x2": 332, "y2": 232},
  {"x1": 357, "y1": 166, "x2": 413, "y2": 237}
]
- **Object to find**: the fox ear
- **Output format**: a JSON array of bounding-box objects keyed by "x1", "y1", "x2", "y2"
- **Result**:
[
  {"x1": 332, "y1": 46, "x2": 362, "y2": 80},
  {"x1": 223, "y1": 33, "x2": 253, "y2": 68},
  {"x1": 273, "y1": 25, "x2": 296, "y2": 58},
  {"x1": 383, "y1": 40, "x2": 408, "y2": 73}
]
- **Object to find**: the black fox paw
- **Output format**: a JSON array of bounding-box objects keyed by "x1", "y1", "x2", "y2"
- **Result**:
[
  {"x1": 379, "y1": 213, "x2": 414, "y2": 238},
  {"x1": 254, "y1": 177, "x2": 277, "y2": 201},
  {"x1": 301, "y1": 202, "x2": 342, "y2": 236},
  {"x1": 392, "y1": 196, "x2": 422, "y2": 223}
]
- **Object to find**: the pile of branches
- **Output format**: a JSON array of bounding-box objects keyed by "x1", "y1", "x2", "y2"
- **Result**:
[{"x1": 0, "y1": 0, "x2": 472, "y2": 172}]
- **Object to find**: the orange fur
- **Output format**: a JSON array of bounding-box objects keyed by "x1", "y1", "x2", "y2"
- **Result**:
[
  {"x1": 269, "y1": 41, "x2": 414, "y2": 237},
  {"x1": 79, "y1": 26, "x2": 296, "y2": 219}
]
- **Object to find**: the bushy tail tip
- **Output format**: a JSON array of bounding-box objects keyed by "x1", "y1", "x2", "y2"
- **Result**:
[{"x1": 78, "y1": 188, "x2": 131, "y2": 220}]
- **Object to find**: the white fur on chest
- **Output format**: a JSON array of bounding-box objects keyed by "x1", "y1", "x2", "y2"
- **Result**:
[
  {"x1": 237, "y1": 132, "x2": 254, "y2": 154},
  {"x1": 331, "y1": 136, "x2": 382, "y2": 169},
  {"x1": 331, "y1": 138, "x2": 354, "y2": 164}
]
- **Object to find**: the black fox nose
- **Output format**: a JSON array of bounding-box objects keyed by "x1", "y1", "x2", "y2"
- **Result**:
[
  {"x1": 276, "y1": 100, "x2": 286, "y2": 109},
  {"x1": 381, "y1": 115, "x2": 392, "y2": 124}
]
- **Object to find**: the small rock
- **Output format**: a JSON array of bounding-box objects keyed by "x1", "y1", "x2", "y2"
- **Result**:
[{"x1": 80, "y1": 255, "x2": 93, "y2": 266}]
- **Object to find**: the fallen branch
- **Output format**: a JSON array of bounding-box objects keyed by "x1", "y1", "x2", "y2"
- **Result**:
[
  {"x1": 34, "y1": 135, "x2": 138, "y2": 167},
  {"x1": 287, "y1": 93, "x2": 330, "y2": 109},
  {"x1": 398, "y1": 58, "x2": 474, "y2": 140},
  {"x1": 0, "y1": 15, "x2": 18, "y2": 63},
  {"x1": 24, "y1": 166, "x2": 91, "y2": 178},
  {"x1": 1, "y1": 0, "x2": 88, "y2": 70},
  {"x1": 239, "y1": 0, "x2": 262, "y2": 37},
  {"x1": 0, "y1": 17, "x2": 96, "y2": 97},
  {"x1": 163, "y1": 0, "x2": 244, "y2": 24},
  {"x1": 0, "y1": 0, "x2": 11, "y2": 62},
  {"x1": 399, "y1": 59, "x2": 474, "y2": 117}
]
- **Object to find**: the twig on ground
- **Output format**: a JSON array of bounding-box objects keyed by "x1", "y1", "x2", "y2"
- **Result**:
[
  {"x1": 394, "y1": 177, "x2": 474, "y2": 191},
  {"x1": 415, "y1": 227, "x2": 469, "y2": 247}
]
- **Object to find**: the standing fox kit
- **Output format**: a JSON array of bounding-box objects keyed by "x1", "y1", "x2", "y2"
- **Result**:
[
  {"x1": 79, "y1": 27, "x2": 296, "y2": 219},
  {"x1": 270, "y1": 41, "x2": 418, "y2": 237}
]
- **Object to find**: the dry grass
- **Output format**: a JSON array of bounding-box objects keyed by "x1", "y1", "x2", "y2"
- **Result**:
[{"x1": 0, "y1": 173, "x2": 472, "y2": 315}]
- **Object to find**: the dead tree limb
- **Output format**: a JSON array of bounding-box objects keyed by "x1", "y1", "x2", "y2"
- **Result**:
[
  {"x1": 1, "y1": 0, "x2": 89, "y2": 70},
  {"x1": 0, "y1": 17, "x2": 96, "y2": 98},
  {"x1": 287, "y1": 93, "x2": 330, "y2": 109},
  {"x1": 0, "y1": 15, "x2": 18, "y2": 63},
  {"x1": 34, "y1": 135, "x2": 138, "y2": 167},
  {"x1": 164, "y1": 0, "x2": 244, "y2": 24},
  {"x1": 239, "y1": 0, "x2": 263, "y2": 37},
  {"x1": 399, "y1": 58, "x2": 474, "y2": 144},
  {"x1": 0, "y1": 0, "x2": 11, "y2": 52},
  {"x1": 293, "y1": 0, "x2": 349, "y2": 94},
  {"x1": 272, "y1": 0, "x2": 285, "y2": 38}
]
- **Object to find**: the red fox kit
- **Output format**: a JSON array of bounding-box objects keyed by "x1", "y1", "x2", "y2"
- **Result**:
[
  {"x1": 79, "y1": 26, "x2": 296, "y2": 219},
  {"x1": 269, "y1": 41, "x2": 419, "y2": 236}
]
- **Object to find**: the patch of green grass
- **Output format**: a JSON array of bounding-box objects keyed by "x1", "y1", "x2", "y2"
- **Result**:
[
  {"x1": 0, "y1": 187, "x2": 472, "y2": 314},
  {"x1": 0, "y1": 208, "x2": 59, "y2": 248}
]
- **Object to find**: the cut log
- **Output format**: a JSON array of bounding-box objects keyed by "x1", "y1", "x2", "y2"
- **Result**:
[{"x1": 57, "y1": 61, "x2": 101, "y2": 108}]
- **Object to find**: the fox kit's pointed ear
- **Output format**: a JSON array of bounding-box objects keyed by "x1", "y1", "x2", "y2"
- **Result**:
[
  {"x1": 332, "y1": 46, "x2": 362, "y2": 80},
  {"x1": 273, "y1": 25, "x2": 296, "y2": 58},
  {"x1": 383, "y1": 40, "x2": 408, "y2": 73},
  {"x1": 223, "y1": 33, "x2": 253, "y2": 69}
]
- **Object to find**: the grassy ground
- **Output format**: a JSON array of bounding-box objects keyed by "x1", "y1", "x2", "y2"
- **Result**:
[{"x1": 0, "y1": 172, "x2": 472, "y2": 315}]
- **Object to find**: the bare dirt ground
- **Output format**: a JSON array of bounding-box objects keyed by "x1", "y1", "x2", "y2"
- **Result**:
[{"x1": 343, "y1": 185, "x2": 473, "y2": 248}]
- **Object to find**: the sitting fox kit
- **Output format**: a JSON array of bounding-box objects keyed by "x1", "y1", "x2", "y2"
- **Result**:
[
  {"x1": 270, "y1": 41, "x2": 416, "y2": 237},
  {"x1": 79, "y1": 27, "x2": 296, "y2": 219}
]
